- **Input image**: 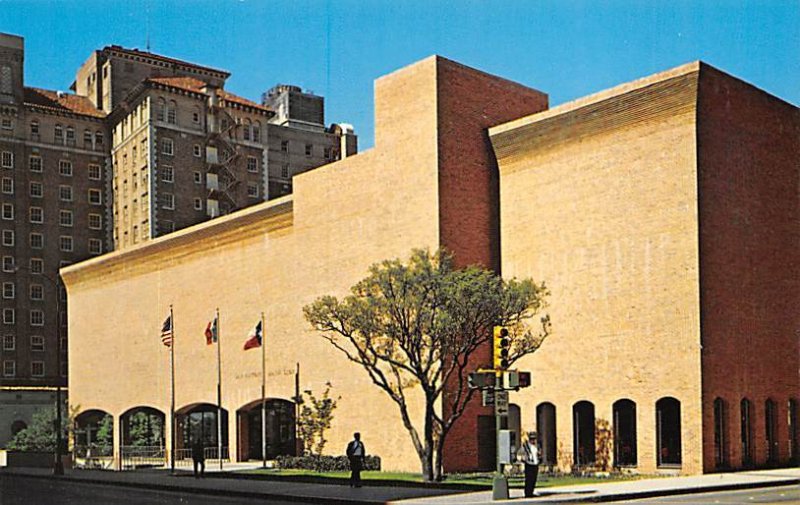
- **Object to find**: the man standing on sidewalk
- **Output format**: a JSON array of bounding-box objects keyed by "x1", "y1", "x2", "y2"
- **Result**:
[
  {"x1": 517, "y1": 431, "x2": 540, "y2": 498},
  {"x1": 346, "y1": 432, "x2": 366, "y2": 488},
  {"x1": 192, "y1": 438, "x2": 206, "y2": 479}
]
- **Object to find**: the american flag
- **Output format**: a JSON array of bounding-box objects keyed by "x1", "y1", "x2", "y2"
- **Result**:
[{"x1": 161, "y1": 314, "x2": 173, "y2": 347}]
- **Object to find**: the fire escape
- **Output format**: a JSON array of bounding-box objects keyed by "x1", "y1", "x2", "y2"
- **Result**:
[{"x1": 205, "y1": 89, "x2": 240, "y2": 217}]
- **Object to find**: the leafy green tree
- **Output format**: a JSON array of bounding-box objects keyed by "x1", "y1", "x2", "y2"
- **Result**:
[
  {"x1": 6, "y1": 406, "x2": 69, "y2": 452},
  {"x1": 303, "y1": 248, "x2": 550, "y2": 481},
  {"x1": 297, "y1": 382, "x2": 340, "y2": 457},
  {"x1": 128, "y1": 412, "x2": 164, "y2": 447},
  {"x1": 95, "y1": 414, "x2": 113, "y2": 448}
]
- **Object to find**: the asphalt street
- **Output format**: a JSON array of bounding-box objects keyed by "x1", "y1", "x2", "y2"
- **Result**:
[
  {"x1": 618, "y1": 486, "x2": 800, "y2": 504},
  {"x1": 0, "y1": 475, "x2": 307, "y2": 505}
]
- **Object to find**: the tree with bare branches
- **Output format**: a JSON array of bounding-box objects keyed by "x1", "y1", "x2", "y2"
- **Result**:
[{"x1": 303, "y1": 248, "x2": 550, "y2": 481}]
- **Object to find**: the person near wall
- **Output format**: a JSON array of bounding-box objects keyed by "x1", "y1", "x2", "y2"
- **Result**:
[
  {"x1": 517, "y1": 431, "x2": 541, "y2": 497},
  {"x1": 346, "y1": 432, "x2": 366, "y2": 488},
  {"x1": 192, "y1": 438, "x2": 206, "y2": 479}
]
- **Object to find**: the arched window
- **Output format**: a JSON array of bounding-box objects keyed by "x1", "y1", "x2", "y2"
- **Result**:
[
  {"x1": 765, "y1": 399, "x2": 778, "y2": 465},
  {"x1": 65, "y1": 126, "x2": 75, "y2": 146},
  {"x1": 83, "y1": 129, "x2": 93, "y2": 148},
  {"x1": 573, "y1": 401, "x2": 595, "y2": 467},
  {"x1": 252, "y1": 121, "x2": 261, "y2": 142},
  {"x1": 156, "y1": 98, "x2": 166, "y2": 121},
  {"x1": 713, "y1": 398, "x2": 728, "y2": 468},
  {"x1": 656, "y1": 397, "x2": 681, "y2": 466},
  {"x1": 167, "y1": 100, "x2": 177, "y2": 124},
  {"x1": 95, "y1": 131, "x2": 104, "y2": 146},
  {"x1": 741, "y1": 398, "x2": 753, "y2": 467},
  {"x1": 243, "y1": 119, "x2": 251, "y2": 141},
  {"x1": 613, "y1": 399, "x2": 637, "y2": 467},
  {"x1": 54, "y1": 124, "x2": 63, "y2": 143},
  {"x1": 536, "y1": 402, "x2": 557, "y2": 466}
]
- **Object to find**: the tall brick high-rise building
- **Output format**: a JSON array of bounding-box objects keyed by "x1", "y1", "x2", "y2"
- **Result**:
[{"x1": 0, "y1": 33, "x2": 357, "y2": 445}]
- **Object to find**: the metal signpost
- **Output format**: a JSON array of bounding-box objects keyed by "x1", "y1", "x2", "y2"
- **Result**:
[{"x1": 467, "y1": 326, "x2": 533, "y2": 501}]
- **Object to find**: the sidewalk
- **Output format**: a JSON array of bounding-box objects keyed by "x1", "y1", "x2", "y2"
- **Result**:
[
  {"x1": 1, "y1": 465, "x2": 798, "y2": 505},
  {"x1": 390, "y1": 468, "x2": 800, "y2": 504}
]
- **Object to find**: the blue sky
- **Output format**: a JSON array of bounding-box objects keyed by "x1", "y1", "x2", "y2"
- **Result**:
[{"x1": 1, "y1": 0, "x2": 798, "y2": 148}]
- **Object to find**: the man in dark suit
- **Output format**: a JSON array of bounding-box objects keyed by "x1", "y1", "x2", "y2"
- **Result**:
[
  {"x1": 192, "y1": 438, "x2": 205, "y2": 478},
  {"x1": 346, "y1": 432, "x2": 366, "y2": 487}
]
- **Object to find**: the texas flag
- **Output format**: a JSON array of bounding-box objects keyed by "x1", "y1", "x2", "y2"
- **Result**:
[
  {"x1": 243, "y1": 320, "x2": 263, "y2": 350},
  {"x1": 205, "y1": 316, "x2": 218, "y2": 345}
]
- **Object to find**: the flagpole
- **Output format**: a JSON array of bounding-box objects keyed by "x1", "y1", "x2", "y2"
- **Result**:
[
  {"x1": 261, "y1": 312, "x2": 266, "y2": 468},
  {"x1": 216, "y1": 308, "x2": 223, "y2": 471},
  {"x1": 169, "y1": 305, "x2": 175, "y2": 474}
]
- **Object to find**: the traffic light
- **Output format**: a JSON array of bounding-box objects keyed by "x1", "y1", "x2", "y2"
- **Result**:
[
  {"x1": 518, "y1": 371, "x2": 532, "y2": 388},
  {"x1": 493, "y1": 326, "x2": 511, "y2": 370}
]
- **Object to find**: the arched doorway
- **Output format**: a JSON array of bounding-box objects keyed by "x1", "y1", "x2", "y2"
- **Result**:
[
  {"x1": 74, "y1": 409, "x2": 113, "y2": 466},
  {"x1": 176, "y1": 403, "x2": 229, "y2": 462},
  {"x1": 613, "y1": 399, "x2": 637, "y2": 467},
  {"x1": 765, "y1": 399, "x2": 778, "y2": 466},
  {"x1": 10, "y1": 420, "x2": 27, "y2": 437},
  {"x1": 573, "y1": 401, "x2": 595, "y2": 467},
  {"x1": 656, "y1": 397, "x2": 682, "y2": 466},
  {"x1": 236, "y1": 399, "x2": 296, "y2": 461},
  {"x1": 536, "y1": 402, "x2": 557, "y2": 467},
  {"x1": 740, "y1": 398, "x2": 753, "y2": 467},
  {"x1": 120, "y1": 406, "x2": 166, "y2": 468},
  {"x1": 713, "y1": 398, "x2": 728, "y2": 469}
]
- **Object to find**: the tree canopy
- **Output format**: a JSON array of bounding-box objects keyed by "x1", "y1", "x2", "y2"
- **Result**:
[{"x1": 303, "y1": 248, "x2": 550, "y2": 481}]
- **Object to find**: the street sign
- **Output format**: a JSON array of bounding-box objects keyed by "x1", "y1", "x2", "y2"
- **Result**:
[
  {"x1": 482, "y1": 389, "x2": 495, "y2": 406},
  {"x1": 495, "y1": 390, "x2": 509, "y2": 416}
]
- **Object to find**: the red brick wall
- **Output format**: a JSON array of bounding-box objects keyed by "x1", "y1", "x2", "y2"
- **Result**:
[
  {"x1": 434, "y1": 57, "x2": 548, "y2": 472},
  {"x1": 697, "y1": 64, "x2": 800, "y2": 471}
]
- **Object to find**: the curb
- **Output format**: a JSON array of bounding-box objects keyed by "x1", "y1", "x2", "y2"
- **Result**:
[
  {"x1": 2, "y1": 472, "x2": 387, "y2": 505},
  {"x1": 558, "y1": 478, "x2": 800, "y2": 503}
]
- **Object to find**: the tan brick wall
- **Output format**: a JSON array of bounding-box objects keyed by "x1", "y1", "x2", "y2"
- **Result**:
[{"x1": 494, "y1": 67, "x2": 704, "y2": 474}]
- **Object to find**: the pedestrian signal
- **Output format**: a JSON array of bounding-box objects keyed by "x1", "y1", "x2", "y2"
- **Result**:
[
  {"x1": 518, "y1": 371, "x2": 532, "y2": 388},
  {"x1": 468, "y1": 371, "x2": 496, "y2": 389},
  {"x1": 493, "y1": 326, "x2": 511, "y2": 370}
]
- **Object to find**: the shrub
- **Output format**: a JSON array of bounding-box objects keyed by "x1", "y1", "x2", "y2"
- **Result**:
[{"x1": 276, "y1": 454, "x2": 381, "y2": 472}]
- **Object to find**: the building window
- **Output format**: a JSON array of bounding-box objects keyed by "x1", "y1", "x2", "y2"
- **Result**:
[
  {"x1": 766, "y1": 399, "x2": 779, "y2": 464},
  {"x1": 59, "y1": 235, "x2": 73, "y2": 252},
  {"x1": 247, "y1": 183, "x2": 259, "y2": 198},
  {"x1": 0, "y1": 118, "x2": 11, "y2": 130},
  {"x1": 305, "y1": 144, "x2": 312, "y2": 156},
  {"x1": 161, "y1": 165, "x2": 174, "y2": 183},
  {"x1": 88, "y1": 239, "x2": 102, "y2": 255},
  {"x1": 160, "y1": 193, "x2": 174, "y2": 210},
  {"x1": 281, "y1": 164, "x2": 289, "y2": 178},
  {"x1": 1, "y1": 151, "x2": 13, "y2": 169},
  {"x1": 193, "y1": 198, "x2": 202, "y2": 210},
  {"x1": 29, "y1": 182, "x2": 43, "y2": 198},
  {"x1": 573, "y1": 401, "x2": 596, "y2": 467},
  {"x1": 30, "y1": 233, "x2": 43, "y2": 249},
  {"x1": 656, "y1": 397, "x2": 682, "y2": 466},
  {"x1": 2, "y1": 360, "x2": 14, "y2": 377},
  {"x1": 536, "y1": 402, "x2": 557, "y2": 466},
  {"x1": 613, "y1": 399, "x2": 637, "y2": 467},
  {"x1": 54, "y1": 124, "x2": 63, "y2": 143},
  {"x1": 31, "y1": 335, "x2": 45, "y2": 351},
  {"x1": 29, "y1": 155, "x2": 42, "y2": 172},
  {"x1": 243, "y1": 120, "x2": 251, "y2": 141},
  {"x1": 30, "y1": 258, "x2": 43, "y2": 274},
  {"x1": 83, "y1": 129, "x2": 93, "y2": 148},
  {"x1": 2, "y1": 334, "x2": 13, "y2": 350},
  {"x1": 59, "y1": 185, "x2": 73, "y2": 202},
  {"x1": 95, "y1": 131, "x2": 104, "y2": 146},
  {"x1": 161, "y1": 138, "x2": 174, "y2": 155},
  {"x1": 1, "y1": 203, "x2": 13, "y2": 220},
  {"x1": 29, "y1": 207, "x2": 43, "y2": 223},
  {"x1": 324, "y1": 147, "x2": 332, "y2": 160},
  {"x1": 88, "y1": 213, "x2": 102, "y2": 230},
  {"x1": 65, "y1": 126, "x2": 75, "y2": 146},
  {"x1": 167, "y1": 100, "x2": 177, "y2": 124},
  {"x1": 192, "y1": 110, "x2": 200, "y2": 124},
  {"x1": 59, "y1": 210, "x2": 73, "y2": 227},
  {"x1": 140, "y1": 138, "x2": 147, "y2": 159},
  {"x1": 88, "y1": 164, "x2": 101, "y2": 180},
  {"x1": 30, "y1": 120, "x2": 39, "y2": 140},
  {"x1": 2, "y1": 282, "x2": 14, "y2": 299},
  {"x1": 1, "y1": 229, "x2": 13, "y2": 246},
  {"x1": 88, "y1": 189, "x2": 102, "y2": 205},
  {"x1": 30, "y1": 284, "x2": 43, "y2": 301},
  {"x1": 193, "y1": 144, "x2": 202, "y2": 157},
  {"x1": 59, "y1": 160, "x2": 73, "y2": 177},
  {"x1": 2, "y1": 177, "x2": 13, "y2": 194},
  {"x1": 252, "y1": 122, "x2": 260, "y2": 142},
  {"x1": 31, "y1": 361, "x2": 44, "y2": 377},
  {"x1": 160, "y1": 220, "x2": 175, "y2": 233},
  {"x1": 29, "y1": 309, "x2": 44, "y2": 327},
  {"x1": 714, "y1": 398, "x2": 728, "y2": 469},
  {"x1": 247, "y1": 156, "x2": 258, "y2": 172},
  {"x1": 156, "y1": 98, "x2": 166, "y2": 121},
  {"x1": 280, "y1": 140, "x2": 288, "y2": 153},
  {"x1": 193, "y1": 172, "x2": 202, "y2": 184},
  {"x1": 2, "y1": 308, "x2": 14, "y2": 324}
]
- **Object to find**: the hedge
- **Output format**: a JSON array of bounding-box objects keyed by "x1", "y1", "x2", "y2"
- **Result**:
[{"x1": 276, "y1": 454, "x2": 381, "y2": 472}]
